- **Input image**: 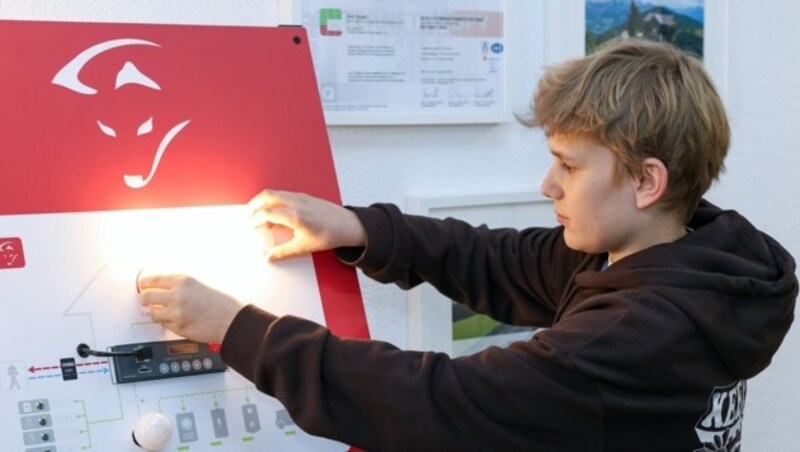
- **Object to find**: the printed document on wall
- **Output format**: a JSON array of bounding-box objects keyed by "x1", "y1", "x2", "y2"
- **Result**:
[{"x1": 302, "y1": 0, "x2": 505, "y2": 123}]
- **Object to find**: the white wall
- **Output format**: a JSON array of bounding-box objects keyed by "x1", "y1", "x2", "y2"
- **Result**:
[
  {"x1": 2, "y1": 0, "x2": 798, "y2": 449},
  {"x1": 704, "y1": 1, "x2": 800, "y2": 449}
]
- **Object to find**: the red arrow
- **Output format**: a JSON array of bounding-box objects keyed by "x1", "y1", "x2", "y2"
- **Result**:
[
  {"x1": 28, "y1": 361, "x2": 108, "y2": 374},
  {"x1": 77, "y1": 360, "x2": 109, "y2": 367},
  {"x1": 28, "y1": 365, "x2": 59, "y2": 374}
]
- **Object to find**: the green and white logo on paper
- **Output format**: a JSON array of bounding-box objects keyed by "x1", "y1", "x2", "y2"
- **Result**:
[{"x1": 319, "y1": 8, "x2": 343, "y2": 36}]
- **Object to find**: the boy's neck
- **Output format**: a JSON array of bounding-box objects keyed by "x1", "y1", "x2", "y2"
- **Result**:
[{"x1": 608, "y1": 215, "x2": 687, "y2": 264}]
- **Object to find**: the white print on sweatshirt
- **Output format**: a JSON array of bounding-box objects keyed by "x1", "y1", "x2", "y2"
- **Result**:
[{"x1": 694, "y1": 380, "x2": 746, "y2": 452}]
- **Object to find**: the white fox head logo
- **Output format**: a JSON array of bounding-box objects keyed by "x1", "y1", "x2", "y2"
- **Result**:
[
  {"x1": 0, "y1": 240, "x2": 20, "y2": 267},
  {"x1": 52, "y1": 38, "x2": 190, "y2": 189}
]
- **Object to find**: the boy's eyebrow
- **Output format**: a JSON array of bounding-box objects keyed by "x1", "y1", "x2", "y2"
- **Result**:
[{"x1": 549, "y1": 148, "x2": 576, "y2": 162}]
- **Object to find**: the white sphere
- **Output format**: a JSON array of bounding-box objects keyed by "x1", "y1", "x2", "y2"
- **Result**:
[{"x1": 133, "y1": 412, "x2": 172, "y2": 450}]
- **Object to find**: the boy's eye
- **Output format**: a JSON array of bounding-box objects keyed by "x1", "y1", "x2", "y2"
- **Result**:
[{"x1": 560, "y1": 162, "x2": 575, "y2": 173}]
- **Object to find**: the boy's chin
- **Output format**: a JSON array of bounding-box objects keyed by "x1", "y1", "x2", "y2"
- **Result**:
[{"x1": 563, "y1": 234, "x2": 603, "y2": 255}]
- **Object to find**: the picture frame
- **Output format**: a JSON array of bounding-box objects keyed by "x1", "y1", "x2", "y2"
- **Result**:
[
  {"x1": 299, "y1": 0, "x2": 510, "y2": 126},
  {"x1": 546, "y1": 0, "x2": 728, "y2": 99},
  {"x1": 405, "y1": 191, "x2": 555, "y2": 355}
]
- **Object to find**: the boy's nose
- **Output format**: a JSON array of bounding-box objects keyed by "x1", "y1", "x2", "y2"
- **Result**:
[{"x1": 540, "y1": 169, "x2": 561, "y2": 200}]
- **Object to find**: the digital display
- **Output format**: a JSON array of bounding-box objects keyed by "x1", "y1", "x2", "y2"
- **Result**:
[{"x1": 168, "y1": 343, "x2": 199, "y2": 355}]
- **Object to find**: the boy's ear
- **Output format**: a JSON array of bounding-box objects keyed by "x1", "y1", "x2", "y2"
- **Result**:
[{"x1": 634, "y1": 157, "x2": 668, "y2": 210}]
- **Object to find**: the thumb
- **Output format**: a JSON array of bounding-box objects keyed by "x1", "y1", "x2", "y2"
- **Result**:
[{"x1": 268, "y1": 237, "x2": 312, "y2": 261}]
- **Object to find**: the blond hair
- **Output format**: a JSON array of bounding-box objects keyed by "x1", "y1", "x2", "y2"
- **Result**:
[{"x1": 526, "y1": 39, "x2": 729, "y2": 222}]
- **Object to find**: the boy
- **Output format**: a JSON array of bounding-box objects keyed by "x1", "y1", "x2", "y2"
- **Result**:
[{"x1": 138, "y1": 40, "x2": 797, "y2": 451}]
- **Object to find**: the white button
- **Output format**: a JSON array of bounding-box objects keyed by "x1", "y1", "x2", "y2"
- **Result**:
[{"x1": 180, "y1": 416, "x2": 194, "y2": 430}]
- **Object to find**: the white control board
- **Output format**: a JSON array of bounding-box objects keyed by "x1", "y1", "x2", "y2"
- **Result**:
[{"x1": 2, "y1": 206, "x2": 349, "y2": 451}]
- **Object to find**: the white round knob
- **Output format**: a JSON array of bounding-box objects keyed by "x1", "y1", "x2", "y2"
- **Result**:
[{"x1": 132, "y1": 412, "x2": 172, "y2": 450}]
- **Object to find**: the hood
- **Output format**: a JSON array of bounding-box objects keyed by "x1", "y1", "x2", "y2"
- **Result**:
[{"x1": 575, "y1": 200, "x2": 797, "y2": 379}]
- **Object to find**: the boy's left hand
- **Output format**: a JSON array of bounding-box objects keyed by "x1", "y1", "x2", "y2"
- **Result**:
[{"x1": 137, "y1": 273, "x2": 245, "y2": 344}]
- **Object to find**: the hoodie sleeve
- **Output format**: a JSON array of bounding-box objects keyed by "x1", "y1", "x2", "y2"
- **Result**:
[
  {"x1": 220, "y1": 304, "x2": 605, "y2": 451},
  {"x1": 335, "y1": 203, "x2": 587, "y2": 326}
]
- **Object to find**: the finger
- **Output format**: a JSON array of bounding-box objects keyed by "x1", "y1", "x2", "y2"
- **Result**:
[
  {"x1": 139, "y1": 288, "x2": 173, "y2": 307},
  {"x1": 147, "y1": 304, "x2": 171, "y2": 324},
  {"x1": 247, "y1": 189, "x2": 289, "y2": 214},
  {"x1": 137, "y1": 273, "x2": 183, "y2": 291},
  {"x1": 252, "y1": 206, "x2": 296, "y2": 229},
  {"x1": 251, "y1": 209, "x2": 275, "y2": 229},
  {"x1": 268, "y1": 239, "x2": 310, "y2": 261}
]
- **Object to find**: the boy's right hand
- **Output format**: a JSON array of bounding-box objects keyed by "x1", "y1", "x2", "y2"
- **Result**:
[{"x1": 248, "y1": 189, "x2": 367, "y2": 261}]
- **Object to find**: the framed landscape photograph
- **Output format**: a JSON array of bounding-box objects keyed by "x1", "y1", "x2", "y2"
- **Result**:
[
  {"x1": 582, "y1": 0, "x2": 728, "y2": 98},
  {"x1": 545, "y1": 0, "x2": 726, "y2": 99},
  {"x1": 586, "y1": 0, "x2": 705, "y2": 56}
]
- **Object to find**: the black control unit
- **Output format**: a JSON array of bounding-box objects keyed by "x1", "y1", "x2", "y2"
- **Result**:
[{"x1": 110, "y1": 340, "x2": 226, "y2": 384}]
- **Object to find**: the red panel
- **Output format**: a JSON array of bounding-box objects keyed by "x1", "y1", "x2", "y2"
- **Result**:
[
  {"x1": 0, "y1": 20, "x2": 368, "y2": 339},
  {"x1": 0, "y1": 21, "x2": 330, "y2": 212}
]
